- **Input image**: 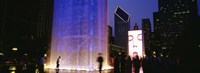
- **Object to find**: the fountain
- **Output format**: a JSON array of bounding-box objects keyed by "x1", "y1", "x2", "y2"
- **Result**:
[{"x1": 46, "y1": 0, "x2": 110, "y2": 70}]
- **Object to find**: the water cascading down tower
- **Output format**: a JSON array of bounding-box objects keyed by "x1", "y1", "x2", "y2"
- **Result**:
[{"x1": 48, "y1": 0, "x2": 109, "y2": 70}]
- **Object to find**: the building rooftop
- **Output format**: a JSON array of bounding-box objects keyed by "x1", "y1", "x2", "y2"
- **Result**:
[{"x1": 114, "y1": 6, "x2": 130, "y2": 23}]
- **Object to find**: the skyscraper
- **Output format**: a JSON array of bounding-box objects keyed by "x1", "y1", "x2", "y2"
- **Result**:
[
  {"x1": 142, "y1": 18, "x2": 151, "y2": 53},
  {"x1": 114, "y1": 6, "x2": 130, "y2": 53},
  {"x1": 154, "y1": 0, "x2": 198, "y2": 55},
  {"x1": 108, "y1": 25, "x2": 114, "y2": 44},
  {"x1": 0, "y1": 0, "x2": 53, "y2": 58},
  {"x1": 36, "y1": 0, "x2": 53, "y2": 55},
  {"x1": 0, "y1": 0, "x2": 5, "y2": 49}
]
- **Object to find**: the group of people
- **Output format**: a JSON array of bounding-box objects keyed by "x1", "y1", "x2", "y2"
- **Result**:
[
  {"x1": 55, "y1": 54, "x2": 104, "y2": 73},
  {"x1": 38, "y1": 54, "x2": 103, "y2": 73},
  {"x1": 113, "y1": 53, "x2": 181, "y2": 73},
  {"x1": 37, "y1": 56, "x2": 61, "y2": 73},
  {"x1": 113, "y1": 53, "x2": 141, "y2": 73}
]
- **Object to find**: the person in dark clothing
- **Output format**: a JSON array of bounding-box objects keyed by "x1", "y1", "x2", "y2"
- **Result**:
[
  {"x1": 142, "y1": 55, "x2": 152, "y2": 73},
  {"x1": 114, "y1": 54, "x2": 120, "y2": 73},
  {"x1": 39, "y1": 57, "x2": 45, "y2": 73},
  {"x1": 97, "y1": 53, "x2": 104, "y2": 73},
  {"x1": 126, "y1": 55, "x2": 133, "y2": 73},
  {"x1": 120, "y1": 52, "x2": 126, "y2": 73},
  {"x1": 56, "y1": 56, "x2": 61, "y2": 69},
  {"x1": 133, "y1": 55, "x2": 141, "y2": 73}
]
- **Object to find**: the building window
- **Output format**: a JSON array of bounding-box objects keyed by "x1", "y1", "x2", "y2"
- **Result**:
[
  {"x1": 186, "y1": 10, "x2": 190, "y2": 13},
  {"x1": 192, "y1": 0, "x2": 194, "y2": 2},
  {"x1": 156, "y1": 19, "x2": 159, "y2": 21},
  {"x1": 160, "y1": 7, "x2": 163, "y2": 10},
  {"x1": 175, "y1": 4, "x2": 177, "y2": 6}
]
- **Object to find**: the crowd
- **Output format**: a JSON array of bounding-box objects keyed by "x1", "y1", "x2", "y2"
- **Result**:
[{"x1": 113, "y1": 52, "x2": 181, "y2": 73}]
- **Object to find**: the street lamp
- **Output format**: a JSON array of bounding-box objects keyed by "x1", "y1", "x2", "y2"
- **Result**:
[
  {"x1": 12, "y1": 48, "x2": 18, "y2": 51},
  {"x1": 0, "y1": 52, "x2": 3, "y2": 56},
  {"x1": 12, "y1": 47, "x2": 18, "y2": 64}
]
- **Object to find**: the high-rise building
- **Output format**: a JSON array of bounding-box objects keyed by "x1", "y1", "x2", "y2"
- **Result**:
[
  {"x1": 114, "y1": 6, "x2": 130, "y2": 53},
  {"x1": 35, "y1": 0, "x2": 53, "y2": 55},
  {"x1": 154, "y1": 0, "x2": 198, "y2": 56},
  {"x1": 0, "y1": 0, "x2": 5, "y2": 49},
  {"x1": 1, "y1": 0, "x2": 53, "y2": 58},
  {"x1": 142, "y1": 18, "x2": 151, "y2": 53},
  {"x1": 107, "y1": 25, "x2": 115, "y2": 65},
  {"x1": 108, "y1": 25, "x2": 114, "y2": 44}
]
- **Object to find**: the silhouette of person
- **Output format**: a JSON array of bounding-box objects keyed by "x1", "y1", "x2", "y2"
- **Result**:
[
  {"x1": 133, "y1": 55, "x2": 141, "y2": 73},
  {"x1": 142, "y1": 55, "x2": 152, "y2": 73},
  {"x1": 39, "y1": 56, "x2": 45, "y2": 73},
  {"x1": 114, "y1": 54, "x2": 120, "y2": 73},
  {"x1": 120, "y1": 52, "x2": 126, "y2": 73},
  {"x1": 97, "y1": 53, "x2": 104, "y2": 73},
  {"x1": 56, "y1": 56, "x2": 61, "y2": 69},
  {"x1": 126, "y1": 55, "x2": 133, "y2": 73}
]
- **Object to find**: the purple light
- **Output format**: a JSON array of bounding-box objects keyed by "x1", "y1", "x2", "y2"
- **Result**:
[{"x1": 47, "y1": 0, "x2": 109, "y2": 70}]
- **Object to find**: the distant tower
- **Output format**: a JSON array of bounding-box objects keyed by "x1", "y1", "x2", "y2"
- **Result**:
[
  {"x1": 133, "y1": 23, "x2": 139, "y2": 30},
  {"x1": 114, "y1": 6, "x2": 130, "y2": 53},
  {"x1": 142, "y1": 18, "x2": 151, "y2": 53}
]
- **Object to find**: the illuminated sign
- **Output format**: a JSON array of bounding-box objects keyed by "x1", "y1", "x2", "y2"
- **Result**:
[{"x1": 128, "y1": 30, "x2": 144, "y2": 58}]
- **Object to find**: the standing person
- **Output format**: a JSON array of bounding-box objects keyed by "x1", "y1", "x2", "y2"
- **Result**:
[
  {"x1": 114, "y1": 54, "x2": 120, "y2": 73},
  {"x1": 120, "y1": 52, "x2": 126, "y2": 73},
  {"x1": 39, "y1": 56, "x2": 45, "y2": 73},
  {"x1": 133, "y1": 55, "x2": 141, "y2": 73},
  {"x1": 56, "y1": 56, "x2": 61, "y2": 69},
  {"x1": 142, "y1": 55, "x2": 152, "y2": 73},
  {"x1": 126, "y1": 55, "x2": 133, "y2": 73},
  {"x1": 97, "y1": 53, "x2": 104, "y2": 73}
]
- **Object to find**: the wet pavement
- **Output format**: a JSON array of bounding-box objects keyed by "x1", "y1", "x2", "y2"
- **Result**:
[
  {"x1": 0, "y1": 67, "x2": 145, "y2": 73},
  {"x1": 45, "y1": 69, "x2": 113, "y2": 73},
  {"x1": 45, "y1": 67, "x2": 143, "y2": 73}
]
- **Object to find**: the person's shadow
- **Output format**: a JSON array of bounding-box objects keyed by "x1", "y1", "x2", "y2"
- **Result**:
[{"x1": 56, "y1": 69, "x2": 60, "y2": 73}]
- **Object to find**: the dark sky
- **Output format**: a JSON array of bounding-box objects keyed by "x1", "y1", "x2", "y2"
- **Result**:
[
  {"x1": 108, "y1": 0, "x2": 200, "y2": 35},
  {"x1": 108, "y1": 0, "x2": 158, "y2": 33}
]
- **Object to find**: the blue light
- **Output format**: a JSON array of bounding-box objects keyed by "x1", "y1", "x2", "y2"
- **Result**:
[{"x1": 49, "y1": 0, "x2": 108, "y2": 70}]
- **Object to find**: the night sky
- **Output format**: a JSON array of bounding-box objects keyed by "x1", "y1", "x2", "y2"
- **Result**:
[{"x1": 108, "y1": 0, "x2": 200, "y2": 35}]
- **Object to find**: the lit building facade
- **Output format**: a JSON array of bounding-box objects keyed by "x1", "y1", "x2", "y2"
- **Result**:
[{"x1": 128, "y1": 30, "x2": 144, "y2": 58}]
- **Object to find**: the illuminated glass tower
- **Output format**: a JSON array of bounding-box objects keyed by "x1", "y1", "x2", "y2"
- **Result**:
[{"x1": 49, "y1": 0, "x2": 108, "y2": 70}]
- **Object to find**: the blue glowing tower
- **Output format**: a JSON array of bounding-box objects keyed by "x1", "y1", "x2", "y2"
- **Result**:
[{"x1": 48, "y1": 0, "x2": 108, "y2": 70}]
